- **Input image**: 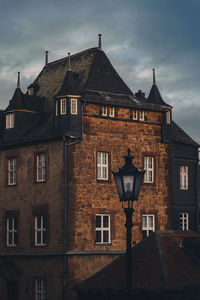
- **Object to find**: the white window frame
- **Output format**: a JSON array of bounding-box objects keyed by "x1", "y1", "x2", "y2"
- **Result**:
[
  {"x1": 35, "y1": 279, "x2": 47, "y2": 300},
  {"x1": 95, "y1": 214, "x2": 111, "y2": 244},
  {"x1": 180, "y1": 166, "x2": 188, "y2": 190},
  {"x1": 180, "y1": 213, "x2": 189, "y2": 231},
  {"x1": 6, "y1": 217, "x2": 17, "y2": 247},
  {"x1": 102, "y1": 106, "x2": 107, "y2": 116},
  {"x1": 6, "y1": 113, "x2": 14, "y2": 129},
  {"x1": 139, "y1": 110, "x2": 144, "y2": 121},
  {"x1": 132, "y1": 110, "x2": 138, "y2": 120},
  {"x1": 142, "y1": 214, "x2": 155, "y2": 238},
  {"x1": 144, "y1": 157, "x2": 154, "y2": 183},
  {"x1": 35, "y1": 216, "x2": 47, "y2": 246},
  {"x1": 36, "y1": 153, "x2": 46, "y2": 182},
  {"x1": 97, "y1": 152, "x2": 109, "y2": 180},
  {"x1": 109, "y1": 107, "x2": 115, "y2": 117},
  {"x1": 70, "y1": 98, "x2": 78, "y2": 115},
  {"x1": 60, "y1": 98, "x2": 67, "y2": 115},
  {"x1": 8, "y1": 158, "x2": 16, "y2": 185}
]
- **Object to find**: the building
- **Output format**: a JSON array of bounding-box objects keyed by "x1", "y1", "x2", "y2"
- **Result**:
[{"x1": 0, "y1": 36, "x2": 199, "y2": 299}]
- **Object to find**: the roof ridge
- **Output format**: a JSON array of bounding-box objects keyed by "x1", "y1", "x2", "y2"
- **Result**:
[
  {"x1": 154, "y1": 231, "x2": 170, "y2": 288},
  {"x1": 46, "y1": 47, "x2": 100, "y2": 67}
]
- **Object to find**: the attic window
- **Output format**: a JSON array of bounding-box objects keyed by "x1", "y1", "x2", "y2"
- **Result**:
[
  {"x1": 6, "y1": 113, "x2": 14, "y2": 129},
  {"x1": 28, "y1": 88, "x2": 34, "y2": 95},
  {"x1": 102, "y1": 106, "x2": 107, "y2": 116},
  {"x1": 139, "y1": 111, "x2": 144, "y2": 121},
  {"x1": 70, "y1": 99, "x2": 78, "y2": 115},
  {"x1": 166, "y1": 111, "x2": 171, "y2": 124},
  {"x1": 60, "y1": 99, "x2": 67, "y2": 115},
  {"x1": 109, "y1": 107, "x2": 115, "y2": 117}
]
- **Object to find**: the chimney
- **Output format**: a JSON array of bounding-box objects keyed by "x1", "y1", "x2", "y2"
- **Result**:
[
  {"x1": 135, "y1": 90, "x2": 145, "y2": 100},
  {"x1": 68, "y1": 52, "x2": 71, "y2": 71},
  {"x1": 45, "y1": 51, "x2": 49, "y2": 65},
  {"x1": 98, "y1": 34, "x2": 102, "y2": 50},
  {"x1": 17, "y1": 72, "x2": 20, "y2": 88},
  {"x1": 153, "y1": 68, "x2": 156, "y2": 85}
]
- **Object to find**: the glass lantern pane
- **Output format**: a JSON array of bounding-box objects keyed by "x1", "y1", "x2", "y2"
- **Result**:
[{"x1": 123, "y1": 175, "x2": 134, "y2": 199}]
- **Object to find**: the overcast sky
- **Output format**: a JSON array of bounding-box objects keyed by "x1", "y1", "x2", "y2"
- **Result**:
[{"x1": 0, "y1": 0, "x2": 199, "y2": 142}]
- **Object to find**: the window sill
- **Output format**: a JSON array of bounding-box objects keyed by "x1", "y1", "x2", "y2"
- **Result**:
[
  {"x1": 95, "y1": 243, "x2": 111, "y2": 246},
  {"x1": 33, "y1": 244, "x2": 47, "y2": 247}
]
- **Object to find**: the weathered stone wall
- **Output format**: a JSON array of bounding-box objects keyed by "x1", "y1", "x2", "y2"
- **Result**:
[{"x1": 67, "y1": 103, "x2": 172, "y2": 286}]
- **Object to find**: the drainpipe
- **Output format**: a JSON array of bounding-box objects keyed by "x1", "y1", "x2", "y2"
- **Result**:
[{"x1": 63, "y1": 135, "x2": 81, "y2": 300}]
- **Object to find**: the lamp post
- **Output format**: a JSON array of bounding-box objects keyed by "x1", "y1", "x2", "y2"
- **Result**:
[{"x1": 112, "y1": 149, "x2": 145, "y2": 295}]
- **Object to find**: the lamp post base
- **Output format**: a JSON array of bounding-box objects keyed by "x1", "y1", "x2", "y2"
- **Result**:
[{"x1": 124, "y1": 207, "x2": 134, "y2": 296}]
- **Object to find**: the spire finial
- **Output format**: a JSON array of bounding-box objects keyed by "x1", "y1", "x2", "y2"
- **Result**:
[
  {"x1": 98, "y1": 33, "x2": 102, "y2": 50},
  {"x1": 45, "y1": 51, "x2": 49, "y2": 65},
  {"x1": 152, "y1": 68, "x2": 156, "y2": 85},
  {"x1": 68, "y1": 52, "x2": 71, "y2": 71},
  {"x1": 17, "y1": 72, "x2": 20, "y2": 88}
]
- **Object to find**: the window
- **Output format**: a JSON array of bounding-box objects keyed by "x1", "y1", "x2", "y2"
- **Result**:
[
  {"x1": 35, "y1": 279, "x2": 47, "y2": 300},
  {"x1": 142, "y1": 215, "x2": 155, "y2": 238},
  {"x1": 95, "y1": 214, "x2": 111, "y2": 244},
  {"x1": 36, "y1": 153, "x2": 46, "y2": 182},
  {"x1": 70, "y1": 98, "x2": 78, "y2": 115},
  {"x1": 132, "y1": 110, "x2": 138, "y2": 120},
  {"x1": 55, "y1": 101, "x2": 59, "y2": 116},
  {"x1": 35, "y1": 216, "x2": 46, "y2": 246},
  {"x1": 180, "y1": 213, "x2": 189, "y2": 231},
  {"x1": 6, "y1": 217, "x2": 17, "y2": 247},
  {"x1": 8, "y1": 158, "x2": 16, "y2": 185},
  {"x1": 60, "y1": 99, "x2": 67, "y2": 115},
  {"x1": 6, "y1": 113, "x2": 14, "y2": 129},
  {"x1": 180, "y1": 166, "x2": 188, "y2": 190},
  {"x1": 28, "y1": 88, "x2": 34, "y2": 95},
  {"x1": 139, "y1": 111, "x2": 144, "y2": 121},
  {"x1": 102, "y1": 106, "x2": 107, "y2": 116},
  {"x1": 109, "y1": 107, "x2": 115, "y2": 117},
  {"x1": 97, "y1": 152, "x2": 109, "y2": 180},
  {"x1": 166, "y1": 111, "x2": 171, "y2": 124},
  {"x1": 144, "y1": 157, "x2": 154, "y2": 183}
]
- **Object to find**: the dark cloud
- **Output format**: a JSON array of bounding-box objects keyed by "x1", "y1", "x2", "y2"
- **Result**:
[{"x1": 0, "y1": 0, "x2": 199, "y2": 141}]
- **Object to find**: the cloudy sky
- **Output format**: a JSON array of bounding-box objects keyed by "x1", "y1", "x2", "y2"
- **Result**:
[{"x1": 0, "y1": 0, "x2": 199, "y2": 142}]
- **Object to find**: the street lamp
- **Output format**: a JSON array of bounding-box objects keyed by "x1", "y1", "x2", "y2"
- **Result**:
[{"x1": 112, "y1": 149, "x2": 145, "y2": 294}]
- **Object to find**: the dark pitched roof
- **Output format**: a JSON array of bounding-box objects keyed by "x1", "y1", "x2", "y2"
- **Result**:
[
  {"x1": 172, "y1": 121, "x2": 199, "y2": 147},
  {"x1": 33, "y1": 48, "x2": 133, "y2": 100},
  {"x1": 147, "y1": 83, "x2": 172, "y2": 108},
  {"x1": 5, "y1": 88, "x2": 44, "y2": 113},
  {"x1": 56, "y1": 70, "x2": 82, "y2": 97},
  {"x1": 76, "y1": 231, "x2": 200, "y2": 290}
]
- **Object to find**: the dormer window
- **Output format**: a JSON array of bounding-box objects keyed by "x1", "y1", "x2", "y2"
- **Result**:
[
  {"x1": 28, "y1": 88, "x2": 34, "y2": 95},
  {"x1": 60, "y1": 99, "x2": 67, "y2": 115},
  {"x1": 166, "y1": 111, "x2": 171, "y2": 124},
  {"x1": 70, "y1": 98, "x2": 78, "y2": 115},
  {"x1": 6, "y1": 113, "x2": 14, "y2": 129}
]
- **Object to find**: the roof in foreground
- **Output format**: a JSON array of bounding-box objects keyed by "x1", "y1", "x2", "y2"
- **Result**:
[{"x1": 77, "y1": 231, "x2": 200, "y2": 289}]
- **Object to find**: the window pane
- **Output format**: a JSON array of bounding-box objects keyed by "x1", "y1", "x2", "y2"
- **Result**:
[
  {"x1": 37, "y1": 231, "x2": 41, "y2": 244},
  {"x1": 103, "y1": 216, "x2": 108, "y2": 228},
  {"x1": 96, "y1": 216, "x2": 101, "y2": 228},
  {"x1": 96, "y1": 231, "x2": 101, "y2": 243},
  {"x1": 142, "y1": 216, "x2": 147, "y2": 228},
  {"x1": 103, "y1": 231, "x2": 109, "y2": 243}
]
